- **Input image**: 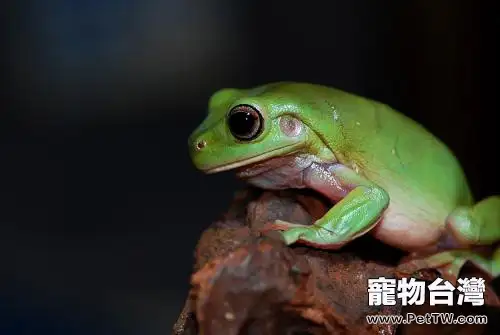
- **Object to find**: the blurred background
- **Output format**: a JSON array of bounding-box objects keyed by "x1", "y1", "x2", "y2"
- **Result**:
[{"x1": 1, "y1": 0, "x2": 497, "y2": 334}]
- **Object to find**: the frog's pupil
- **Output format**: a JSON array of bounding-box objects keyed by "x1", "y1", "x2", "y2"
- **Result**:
[
  {"x1": 230, "y1": 111, "x2": 253, "y2": 134},
  {"x1": 228, "y1": 108, "x2": 261, "y2": 140}
]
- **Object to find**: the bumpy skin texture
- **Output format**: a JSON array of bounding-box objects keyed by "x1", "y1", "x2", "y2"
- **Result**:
[{"x1": 188, "y1": 82, "x2": 500, "y2": 283}]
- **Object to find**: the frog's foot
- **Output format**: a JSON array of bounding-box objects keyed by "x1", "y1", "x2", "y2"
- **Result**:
[
  {"x1": 396, "y1": 248, "x2": 500, "y2": 285},
  {"x1": 262, "y1": 219, "x2": 349, "y2": 250},
  {"x1": 396, "y1": 251, "x2": 464, "y2": 284}
]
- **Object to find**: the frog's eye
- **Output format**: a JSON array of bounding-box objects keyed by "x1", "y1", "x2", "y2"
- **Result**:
[{"x1": 227, "y1": 104, "x2": 263, "y2": 141}]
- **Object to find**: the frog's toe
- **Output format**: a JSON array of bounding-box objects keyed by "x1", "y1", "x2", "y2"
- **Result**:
[
  {"x1": 282, "y1": 226, "x2": 348, "y2": 250},
  {"x1": 261, "y1": 220, "x2": 307, "y2": 235},
  {"x1": 396, "y1": 251, "x2": 490, "y2": 286},
  {"x1": 260, "y1": 220, "x2": 311, "y2": 244},
  {"x1": 436, "y1": 260, "x2": 467, "y2": 285},
  {"x1": 265, "y1": 219, "x2": 310, "y2": 231},
  {"x1": 263, "y1": 220, "x2": 356, "y2": 249},
  {"x1": 281, "y1": 227, "x2": 312, "y2": 245},
  {"x1": 396, "y1": 262, "x2": 461, "y2": 286}
]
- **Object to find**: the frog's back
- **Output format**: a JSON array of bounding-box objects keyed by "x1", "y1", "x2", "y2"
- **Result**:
[
  {"x1": 264, "y1": 82, "x2": 473, "y2": 219},
  {"x1": 318, "y1": 84, "x2": 472, "y2": 218},
  {"x1": 362, "y1": 99, "x2": 471, "y2": 211}
]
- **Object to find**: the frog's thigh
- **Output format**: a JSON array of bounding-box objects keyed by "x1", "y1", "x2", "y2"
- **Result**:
[{"x1": 446, "y1": 195, "x2": 500, "y2": 246}]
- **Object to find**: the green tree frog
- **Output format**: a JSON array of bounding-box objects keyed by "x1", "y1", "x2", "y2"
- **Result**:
[{"x1": 188, "y1": 82, "x2": 500, "y2": 283}]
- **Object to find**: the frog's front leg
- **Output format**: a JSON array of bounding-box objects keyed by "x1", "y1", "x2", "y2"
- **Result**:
[{"x1": 266, "y1": 163, "x2": 390, "y2": 249}]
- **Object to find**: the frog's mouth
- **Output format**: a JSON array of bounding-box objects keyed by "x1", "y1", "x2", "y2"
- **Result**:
[{"x1": 203, "y1": 144, "x2": 299, "y2": 174}]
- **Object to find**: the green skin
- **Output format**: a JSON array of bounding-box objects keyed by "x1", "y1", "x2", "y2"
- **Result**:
[{"x1": 188, "y1": 82, "x2": 500, "y2": 284}]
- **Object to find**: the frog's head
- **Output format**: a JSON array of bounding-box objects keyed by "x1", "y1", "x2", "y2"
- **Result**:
[{"x1": 188, "y1": 82, "x2": 334, "y2": 174}]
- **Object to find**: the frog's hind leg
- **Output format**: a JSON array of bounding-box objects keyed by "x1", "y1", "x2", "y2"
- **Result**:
[
  {"x1": 446, "y1": 196, "x2": 500, "y2": 247},
  {"x1": 397, "y1": 196, "x2": 500, "y2": 284}
]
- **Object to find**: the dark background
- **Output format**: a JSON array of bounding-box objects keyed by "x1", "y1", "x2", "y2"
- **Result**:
[{"x1": 1, "y1": 1, "x2": 498, "y2": 334}]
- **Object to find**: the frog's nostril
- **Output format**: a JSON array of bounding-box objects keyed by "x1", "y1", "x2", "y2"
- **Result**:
[{"x1": 196, "y1": 139, "x2": 207, "y2": 150}]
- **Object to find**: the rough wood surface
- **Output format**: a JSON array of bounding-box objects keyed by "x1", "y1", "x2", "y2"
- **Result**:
[{"x1": 172, "y1": 188, "x2": 500, "y2": 334}]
